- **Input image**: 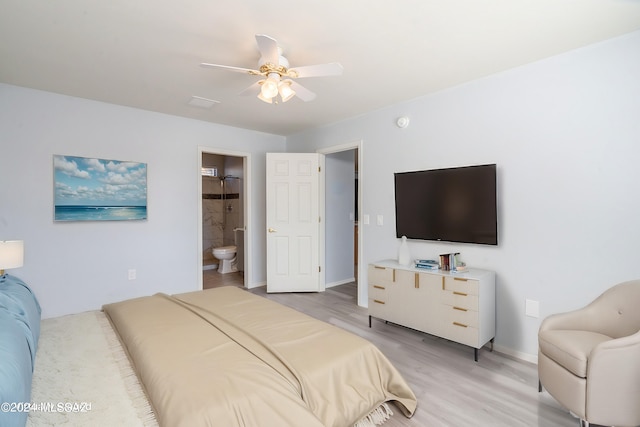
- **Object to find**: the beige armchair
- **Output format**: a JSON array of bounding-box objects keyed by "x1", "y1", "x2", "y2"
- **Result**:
[{"x1": 538, "y1": 280, "x2": 640, "y2": 427}]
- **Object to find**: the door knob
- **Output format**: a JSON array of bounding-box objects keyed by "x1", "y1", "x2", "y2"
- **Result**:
[{"x1": 268, "y1": 227, "x2": 277, "y2": 233}]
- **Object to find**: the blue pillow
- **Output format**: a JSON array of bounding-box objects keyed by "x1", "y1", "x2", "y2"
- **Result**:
[
  {"x1": 0, "y1": 308, "x2": 33, "y2": 427},
  {"x1": 0, "y1": 274, "x2": 42, "y2": 369}
]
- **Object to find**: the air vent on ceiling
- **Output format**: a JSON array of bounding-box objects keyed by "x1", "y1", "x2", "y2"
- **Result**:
[{"x1": 188, "y1": 96, "x2": 220, "y2": 109}]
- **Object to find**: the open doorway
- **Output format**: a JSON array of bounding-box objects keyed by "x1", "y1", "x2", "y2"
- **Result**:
[
  {"x1": 319, "y1": 141, "x2": 363, "y2": 306},
  {"x1": 198, "y1": 147, "x2": 251, "y2": 290}
]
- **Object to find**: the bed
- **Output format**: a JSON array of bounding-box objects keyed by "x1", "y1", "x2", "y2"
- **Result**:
[{"x1": 102, "y1": 286, "x2": 417, "y2": 427}]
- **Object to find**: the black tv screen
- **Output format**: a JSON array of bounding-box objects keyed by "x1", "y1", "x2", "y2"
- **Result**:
[{"x1": 394, "y1": 164, "x2": 497, "y2": 245}]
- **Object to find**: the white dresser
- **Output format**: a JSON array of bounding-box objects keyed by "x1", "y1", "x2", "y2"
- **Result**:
[{"x1": 368, "y1": 260, "x2": 496, "y2": 361}]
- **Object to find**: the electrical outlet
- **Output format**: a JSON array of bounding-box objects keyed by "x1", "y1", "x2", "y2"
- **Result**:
[
  {"x1": 363, "y1": 214, "x2": 370, "y2": 225},
  {"x1": 377, "y1": 215, "x2": 384, "y2": 226},
  {"x1": 128, "y1": 269, "x2": 137, "y2": 280},
  {"x1": 525, "y1": 299, "x2": 539, "y2": 318}
]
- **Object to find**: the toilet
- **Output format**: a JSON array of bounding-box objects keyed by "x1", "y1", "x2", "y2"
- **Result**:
[{"x1": 212, "y1": 246, "x2": 237, "y2": 274}]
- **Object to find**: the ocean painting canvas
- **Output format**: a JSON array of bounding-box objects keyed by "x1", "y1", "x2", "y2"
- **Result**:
[{"x1": 54, "y1": 155, "x2": 147, "y2": 221}]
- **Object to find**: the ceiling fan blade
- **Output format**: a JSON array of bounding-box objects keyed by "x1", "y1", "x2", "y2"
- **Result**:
[
  {"x1": 289, "y1": 62, "x2": 343, "y2": 78},
  {"x1": 255, "y1": 34, "x2": 279, "y2": 65},
  {"x1": 290, "y1": 81, "x2": 316, "y2": 102},
  {"x1": 200, "y1": 63, "x2": 259, "y2": 75},
  {"x1": 238, "y1": 81, "x2": 262, "y2": 96}
]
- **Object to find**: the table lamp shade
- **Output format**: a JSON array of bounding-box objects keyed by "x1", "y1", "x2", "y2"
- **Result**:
[{"x1": 0, "y1": 240, "x2": 24, "y2": 273}]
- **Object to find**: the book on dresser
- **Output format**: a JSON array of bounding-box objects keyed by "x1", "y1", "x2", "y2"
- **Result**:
[
  {"x1": 415, "y1": 259, "x2": 439, "y2": 270},
  {"x1": 368, "y1": 259, "x2": 496, "y2": 361}
]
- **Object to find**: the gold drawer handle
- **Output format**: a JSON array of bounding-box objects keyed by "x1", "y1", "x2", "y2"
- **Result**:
[
  {"x1": 453, "y1": 322, "x2": 468, "y2": 328},
  {"x1": 374, "y1": 266, "x2": 385, "y2": 270},
  {"x1": 453, "y1": 291, "x2": 468, "y2": 296},
  {"x1": 374, "y1": 299, "x2": 385, "y2": 305},
  {"x1": 373, "y1": 285, "x2": 385, "y2": 290},
  {"x1": 453, "y1": 306, "x2": 468, "y2": 312},
  {"x1": 454, "y1": 277, "x2": 468, "y2": 282}
]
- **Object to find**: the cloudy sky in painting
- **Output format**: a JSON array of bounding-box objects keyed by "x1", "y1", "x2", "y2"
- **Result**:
[{"x1": 54, "y1": 155, "x2": 147, "y2": 206}]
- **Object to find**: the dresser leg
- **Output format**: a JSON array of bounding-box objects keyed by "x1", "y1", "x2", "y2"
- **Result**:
[
  {"x1": 368, "y1": 315, "x2": 371, "y2": 328},
  {"x1": 490, "y1": 338, "x2": 495, "y2": 352},
  {"x1": 474, "y1": 348, "x2": 479, "y2": 362}
]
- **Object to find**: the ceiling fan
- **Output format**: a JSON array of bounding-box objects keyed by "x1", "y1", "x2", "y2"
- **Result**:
[{"x1": 200, "y1": 34, "x2": 343, "y2": 104}]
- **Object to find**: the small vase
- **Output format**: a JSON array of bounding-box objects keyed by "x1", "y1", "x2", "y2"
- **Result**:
[{"x1": 398, "y1": 236, "x2": 411, "y2": 266}]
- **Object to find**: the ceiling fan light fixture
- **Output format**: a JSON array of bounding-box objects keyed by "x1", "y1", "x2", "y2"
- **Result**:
[
  {"x1": 260, "y1": 74, "x2": 279, "y2": 99},
  {"x1": 201, "y1": 35, "x2": 340, "y2": 106},
  {"x1": 257, "y1": 91, "x2": 273, "y2": 104},
  {"x1": 278, "y1": 80, "x2": 296, "y2": 103}
]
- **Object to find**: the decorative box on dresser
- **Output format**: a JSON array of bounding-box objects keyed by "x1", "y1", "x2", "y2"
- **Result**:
[{"x1": 368, "y1": 260, "x2": 496, "y2": 361}]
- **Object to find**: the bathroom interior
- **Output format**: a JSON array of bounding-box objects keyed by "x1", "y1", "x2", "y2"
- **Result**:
[{"x1": 202, "y1": 153, "x2": 245, "y2": 289}]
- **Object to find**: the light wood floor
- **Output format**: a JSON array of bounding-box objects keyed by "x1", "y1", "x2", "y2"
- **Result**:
[
  {"x1": 203, "y1": 268, "x2": 244, "y2": 289},
  {"x1": 236, "y1": 282, "x2": 585, "y2": 427}
]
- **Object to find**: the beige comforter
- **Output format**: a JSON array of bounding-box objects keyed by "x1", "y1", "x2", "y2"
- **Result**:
[{"x1": 103, "y1": 286, "x2": 417, "y2": 427}]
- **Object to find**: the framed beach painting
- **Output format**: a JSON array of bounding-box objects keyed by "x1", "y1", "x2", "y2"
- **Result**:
[{"x1": 54, "y1": 155, "x2": 147, "y2": 221}]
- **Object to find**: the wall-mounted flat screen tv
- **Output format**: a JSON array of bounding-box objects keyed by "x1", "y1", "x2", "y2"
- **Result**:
[{"x1": 394, "y1": 164, "x2": 497, "y2": 245}]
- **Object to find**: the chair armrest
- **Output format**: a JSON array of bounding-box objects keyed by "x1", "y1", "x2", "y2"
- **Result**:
[
  {"x1": 539, "y1": 304, "x2": 601, "y2": 332},
  {"x1": 586, "y1": 330, "x2": 640, "y2": 426}
]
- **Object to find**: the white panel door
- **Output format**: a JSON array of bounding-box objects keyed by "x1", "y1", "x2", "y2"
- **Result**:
[{"x1": 266, "y1": 153, "x2": 324, "y2": 293}]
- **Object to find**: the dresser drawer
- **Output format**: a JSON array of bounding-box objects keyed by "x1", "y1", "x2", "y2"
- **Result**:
[
  {"x1": 368, "y1": 264, "x2": 395, "y2": 285},
  {"x1": 368, "y1": 298, "x2": 389, "y2": 318},
  {"x1": 443, "y1": 321, "x2": 479, "y2": 348},
  {"x1": 442, "y1": 290, "x2": 479, "y2": 311},
  {"x1": 368, "y1": 282, "x2": 389, "y2": 300},
  {"x1": 442, "y1": 305, "x2": 478, "y2": 328},
  {"x1": 443, "y1": 276, "x2": 479, "y2": 295}
]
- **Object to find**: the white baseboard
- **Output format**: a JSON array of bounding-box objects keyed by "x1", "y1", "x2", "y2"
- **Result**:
[
  {"x1": 326, "y1": 278, "x2": 356, "y2": 289},
  {"x1": 493, "y1": 344, "x2": 538, "y2": 365},
  {"x1": 246, "y1": 281, "x2": 266, "y2": 290}
]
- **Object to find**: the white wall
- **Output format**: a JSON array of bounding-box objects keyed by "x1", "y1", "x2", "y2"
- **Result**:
[
  {"x1": 324, "y1": 150, "x2": 356, "y2": 286},
  {"x1": 287, "y1": 31, "x2": 640, "y2": 359},
  {"x1": 0, "y1": 84, "x2": 286, "y2": 318}
]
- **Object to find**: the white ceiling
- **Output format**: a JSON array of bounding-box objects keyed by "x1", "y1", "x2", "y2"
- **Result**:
[{"x1": 2, "y1": 0, "x2": 640, "y2": 136}]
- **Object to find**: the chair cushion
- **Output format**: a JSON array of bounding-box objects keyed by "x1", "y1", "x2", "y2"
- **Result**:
[{"x1": 538, "y1": 330, "x2": 612, "y2": 378}]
